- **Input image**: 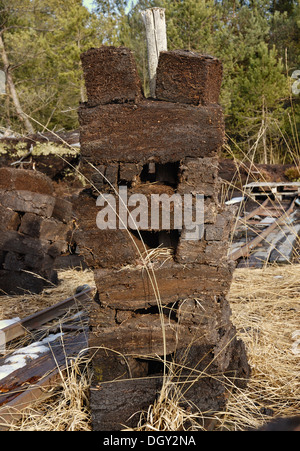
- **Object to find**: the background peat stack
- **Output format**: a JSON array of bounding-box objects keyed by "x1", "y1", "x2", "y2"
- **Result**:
[
  {"x1": 0, "y1": 131, "x2": 80, "y2": 181},
  {"x1": 0, "y1": 168, "x2": 73, "y2": 295},
  {"x1": 76, "y1": 46, "x2": 250, "y2": 431}
]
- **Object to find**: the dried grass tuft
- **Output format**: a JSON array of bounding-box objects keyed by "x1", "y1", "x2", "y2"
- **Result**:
[
  {"x1": 119, "y1": 246, "x2": 174, "y2": 272},
  {"x1": 128, "y1": 366, "x2": 208, "y2": 432},
  {"x1": 214, "y1": 264, "x2": 300, "y2": 430},
  {"x1": 127, "y1": 264, "x2": 300, "y2": 432},
  {"x1": 13, "y1": 352, "x2": 92, "y2": 431},
  {"x1": 4, "y1": 264, "x2": 300, "y2": 431},
  {"x1": 0, "y1": 268, "x2": 95, "y2": 321}
]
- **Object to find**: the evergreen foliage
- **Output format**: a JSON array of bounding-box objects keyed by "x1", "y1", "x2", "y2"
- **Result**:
[{"x1": 0, "y1": 0, "x2": 299, "y2": 162}]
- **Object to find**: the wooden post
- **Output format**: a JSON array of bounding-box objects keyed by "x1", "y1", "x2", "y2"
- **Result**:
[
  {"x1": 141, "y1": 8, "x2": 167, "y2": 98},
  {"x1": 0, "y1": 70, "x2": 5, "y2": 95}
]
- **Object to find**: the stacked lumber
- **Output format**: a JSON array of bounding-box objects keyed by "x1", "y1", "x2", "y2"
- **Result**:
[
  {"x1": 76, "y1": 46, "x2": 250, "y2": 431},
  {"x1": 0, "y1": 168, "x2": 73, "y2": 295}
]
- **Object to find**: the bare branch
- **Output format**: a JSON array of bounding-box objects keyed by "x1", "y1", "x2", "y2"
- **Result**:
[{"x1": 0, "y1": 33, "x2": 34, "y2": 134}]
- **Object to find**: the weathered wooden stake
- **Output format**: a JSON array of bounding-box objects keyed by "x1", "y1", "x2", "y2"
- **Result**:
[
  {"x1": 141, "y1": 7, "x2": 167, "y2": 98},
  {"x1": 0, "y1": 70, "x2": 5, "y2": 95}
]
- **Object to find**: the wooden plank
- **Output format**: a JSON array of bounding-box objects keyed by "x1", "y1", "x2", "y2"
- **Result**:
[
  {"x1": 240, "y1": 214, "x2": 300, "y2": 266},
  {"x1": 255, "y1": 209, "x2": 285, "y2": 218},
  {"x1": 239, "y1": 198, "x2": 269, "y2": 223},
  {"x1": 0, "y1": 368, "x2": 61, "y2": 430},
  {"x1": 248, "y1": 191, "x2": 299, "y2": 201},
  {"x1": 0, "y1": 332, "x2": 88, "y2": 430},
  {"x1": 237, "y1": 254, "x2": 266, "y2": 269},
  {"x1": 269, "y1": 223, "x2": 300, "y2": 264},
  {"x1": 244, "y1": 182, "x2": 300, "y2": 201},
  {"x1": 230, "y1": 200, "x2": 295, "y2": 261},
  {"x1": 0, "y1": 286, "x2": 94, "y2": 346},
  {"x1": 244, "y1": 182, "x2": 300, "y2": 188}
]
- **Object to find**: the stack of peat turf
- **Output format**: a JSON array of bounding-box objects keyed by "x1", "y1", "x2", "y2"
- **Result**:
[
  {"x1": 0, "y1": 168, "x2": 73, "y2": 295},
  {"x1": 75, "y1": 46, "x2": 250, "y2": 431}
]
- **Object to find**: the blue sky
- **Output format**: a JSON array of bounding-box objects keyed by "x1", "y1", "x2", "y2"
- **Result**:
[
  {"x1": 82, "y1": 0, "x2": 137, "y2": 12},
  {"x1": 82, "y1": 0, "x2": 96, "y2": 11}
]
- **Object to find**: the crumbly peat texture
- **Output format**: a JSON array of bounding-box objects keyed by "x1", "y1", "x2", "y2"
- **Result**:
[
  {"x1": 78, "y1": 101, "x2": 224, "y2": 165},
  {"x1": 156, "y1": 50, "x2": 223, "y2": 106},
  {"x1": 76, "y1": 46, "x2": 250, "y2": 431},
  {"x1": 80, "y1": 46, "x2": 143, "y2": 107}
]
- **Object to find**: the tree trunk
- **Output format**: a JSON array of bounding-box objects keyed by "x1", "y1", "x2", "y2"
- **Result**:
[{"x1": 0, "y1": 32, "x2": 35, "y2": 134}]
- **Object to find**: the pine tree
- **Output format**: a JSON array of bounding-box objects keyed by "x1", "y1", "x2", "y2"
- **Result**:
[
  {"x1": 0, "y1": 0, "x2": 36, "y2": 133},
  {"x1": 271, "y1": 0, "x2": 296, "y2": 15},
  {"x1": 1, "y1": 0, "x2": 298, "y2": 160},
  {"x1": 124, "y1": 0, "x2": 292, "y2": 162},
  {"x1": 0, "y1": 0, "x2": 112, "y2": 133}
]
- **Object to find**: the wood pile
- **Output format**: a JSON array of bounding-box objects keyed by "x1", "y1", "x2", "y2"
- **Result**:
[
  {"x1": 0, "y1": 168, "x2": 73, "y2": 295},
  {"x1": 75, "y1": 46, "x2": 250, "y2": 431},
  {"x1": 230, "y1": 198, "x2": 300, "y2": 268}
]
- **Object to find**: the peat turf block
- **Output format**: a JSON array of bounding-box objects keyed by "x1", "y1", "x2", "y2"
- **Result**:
[
  {"x1": 175, "y1": 234, "x2": 230, "y2": 266},
  {"x1": 205, "y1": 207, "x2": 235, "y2": 241},
  {"x1": 73, "y1": 191, "x2": 143, "y2": 268},
  {"x1": 90, "y1": 295, "x2": 235, "y2": 355},
  {"x1": 0, "y1": 270, "x2": 56, "y2": 295},
  {"x1": 3, "y1": 252, "x2": 54, "y2": 273},
  {"x1": 19, "y1": 213, "x2": 70, "y2": 242},
  {"x1": 0, "y1": 230, "x2": 50, "y2": 257},
  {"x1": 0, "y1": 204, "x2": 20, "y2": 231},
  {"x1": 90, "y1": 377, "x2": 163, "y2": 431},
  {"x1": 0, "y1": 167, "x2": 54, "y2": 195},
  {"x1": 177, "y1": 157, "x2": 219, "y2": 193},
  {"x1": 0, "y1": 269, "x2": 58, "y2": 295},
  {"x1": 73, "y1": 228, "x2": 141, "y2": 269},
  {"x1": 0, "y1": 190, "x2": 56, "y2": 218},
  {"x1": 93, "y1": 262, "x2": 233, "y2": 311},
  {"x1": 156, "y1": 50, "x2": 223, "y2": 106},
  {"x1": 79, "y1": 100, "x2": 224, "y2": 164},
  {"x1": 52, "y1": 197, "x2": 73, "y2": 224},
  {"x1": 89, "y1": 294, "x2": 250, "y2": 431},
  {"x1": 80, "y1": 46, "x2": 142, "y2": 106}
]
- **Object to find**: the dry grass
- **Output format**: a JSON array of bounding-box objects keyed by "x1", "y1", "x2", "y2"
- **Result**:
[
  {"x1": 120, "y1": 246, "x2": 174, "y2": 272},
  {"x1": 127, "y1": 264, "x2": 300, "y2": 432},
  {"x1": 0, "y1": 268, "x2": 95, "y2": 321},
  {"x1": 0, "y1": 268, "x2": 95, "y2": 431},
  {"x1": 12, "y1": 352, "x2": 92, "y2": 431},
  {"x1": 1, "y1": 264, "x2": 300, "y2": 431},
  {"x1": 1, "y1": 119, "x2": 300, "y2": 430},
  {"x1": 215, "y1": 264, "x2": 300, "y2": 430},
  {"x1": 132, "y1": 370, "x2": 207, "y2": 432}
]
